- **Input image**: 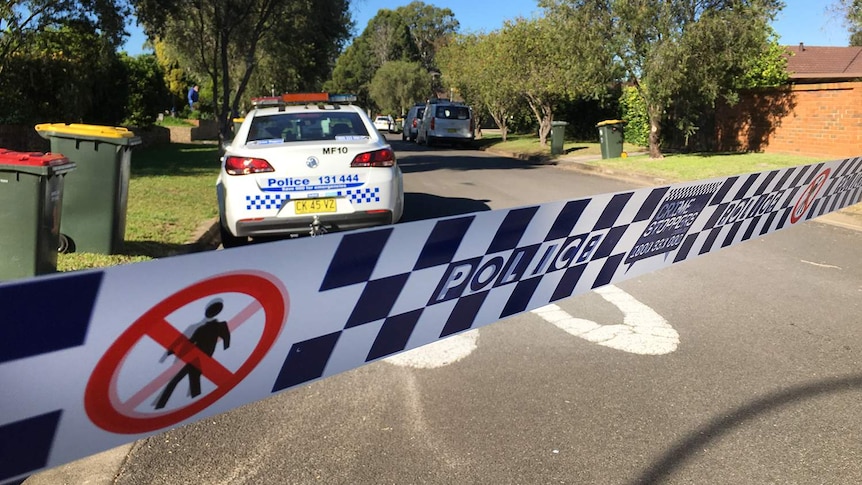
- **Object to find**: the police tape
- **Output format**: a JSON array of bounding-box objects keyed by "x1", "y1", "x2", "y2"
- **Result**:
[{"x1": 1, "y1": 157, "x2": 861, "y2": 482}]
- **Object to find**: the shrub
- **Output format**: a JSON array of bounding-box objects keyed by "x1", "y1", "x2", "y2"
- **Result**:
[{"x1": 619, "y1": 86, "x2": 649, "y2": 148}]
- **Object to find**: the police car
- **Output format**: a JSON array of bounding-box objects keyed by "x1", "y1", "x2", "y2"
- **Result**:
[{"x1": 217, "y1": 93, "x2": 404, "y2": 247}]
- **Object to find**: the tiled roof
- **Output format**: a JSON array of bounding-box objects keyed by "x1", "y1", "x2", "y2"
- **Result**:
[{"x1": 784, "y1": 44, "x2": 862, "y2": 79}]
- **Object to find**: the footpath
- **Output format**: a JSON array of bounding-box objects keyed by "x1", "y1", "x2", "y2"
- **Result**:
[{"x1": 20, "y1": 147, "x2": 862, "y2": 485}]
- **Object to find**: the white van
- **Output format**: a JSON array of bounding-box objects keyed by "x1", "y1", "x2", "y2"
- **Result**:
[
  {"x1": 417, "y1": 100, "x2": 474, "y2": 147},
  {"x1": 402, "y1": 103, "x2": 425, "y2": 141}
]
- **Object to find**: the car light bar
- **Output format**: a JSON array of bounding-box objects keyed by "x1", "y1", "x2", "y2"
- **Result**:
[
  {"x1": 251, "y1": 93, "x2": 357, "y2": 109},
  {"x1": 328, "y1": 94, "x2": 357, "y2": 103}
]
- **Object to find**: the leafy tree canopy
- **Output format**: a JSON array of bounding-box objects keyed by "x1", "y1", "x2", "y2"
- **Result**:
[
  {"x1": 369, "y1": 60, "x2": 429, "y2": 115},
  {"x1": 134, "y1": 0, "x2": 352, "y2": 138},
  {"x1": 326, "y1": 1, "x2": 458, "y2": 112},
  {"x1": 0, "y1": 0, "x2": 131, "y2": 77},
  {"x1": 540, "y1": 0, "x2": 785, "y2": 158},
  {"x1": 831, "y1": 0, "x2": 862, "y2": 45}
]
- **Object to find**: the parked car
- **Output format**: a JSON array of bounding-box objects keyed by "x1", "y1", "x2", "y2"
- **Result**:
[
  {"x1": 373, "y1": 115, "x2": 394, "y2": 133},
  {"x1": 402, "y1": 103, "x2": 425, "y2": 141},
  {"x1": 217, "y1": 93, "x2": 404, "y2": 247},
  {"x1": 416, "y1": 100, "x2": 474, "y2": 147}
]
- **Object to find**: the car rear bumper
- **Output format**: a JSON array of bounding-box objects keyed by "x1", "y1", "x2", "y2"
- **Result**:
[
  {"x1": 428, "y1": 134, "x2": 474, "y2": 143},
  {"x1": 235, "y1": 210, "x2": 394, "y2": 237}
]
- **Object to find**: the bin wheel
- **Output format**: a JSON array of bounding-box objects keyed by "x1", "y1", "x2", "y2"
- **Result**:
[
  {"x1": 58, "y1": 234, "x2": 75, "y2": 254},
  {"x1": 219, "y1": 223, "x2": 248, "y2": 248}
]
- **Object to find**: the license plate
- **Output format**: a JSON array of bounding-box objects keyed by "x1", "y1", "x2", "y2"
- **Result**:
[
  {"x1": 295, "y1": 198, "x2": 336, "y2": 214},
  {"x1": 447, "y1": 128, "x2": 458, "y2": 133}
]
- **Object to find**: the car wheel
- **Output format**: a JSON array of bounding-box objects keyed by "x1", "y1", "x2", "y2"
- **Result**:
[
  {"x1": 58, "y1": 233, "x2": 75, "y2": 253},
  {"x1": 219, "y1": 222, "x2": 248, "y2": 248}
]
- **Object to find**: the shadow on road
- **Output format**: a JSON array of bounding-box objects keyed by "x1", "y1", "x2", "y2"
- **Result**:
[
  {"x1": 631, "y1": 374, "x2": 862, "y2": 484},
  {"x1": 400, "y1": 192, "x2": 491, "y2": 222},
  {"x1": 388, "y1": 137, "x2": 553, "y2": 175}
]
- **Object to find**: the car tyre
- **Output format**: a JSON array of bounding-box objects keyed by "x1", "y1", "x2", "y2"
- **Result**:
[
  {"x1": 219, "y1": 222, "x2": 248, "y2": 248},
  {"x1": 58, "y1": 233, "x2": 75, "y2": 254}
]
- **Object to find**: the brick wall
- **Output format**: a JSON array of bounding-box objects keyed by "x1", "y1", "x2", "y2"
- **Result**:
[{"x1": 716, "y1": 82, "x2": 862, "y2": 158}]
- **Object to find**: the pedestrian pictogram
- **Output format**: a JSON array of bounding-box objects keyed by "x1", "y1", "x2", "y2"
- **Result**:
[
  {"x1": 84, "y1": 272, "x2": 288, "y2": 434},
  {"x1": 155, "y1": 298, "x2": 231, "y2": 409}
]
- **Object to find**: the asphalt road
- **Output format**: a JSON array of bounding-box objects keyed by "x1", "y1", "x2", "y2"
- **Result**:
[{"x1": 26, "y1": 135, "x2": 862, "y2": 484}]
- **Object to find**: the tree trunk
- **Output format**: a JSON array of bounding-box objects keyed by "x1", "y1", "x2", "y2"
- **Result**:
[
  {"x1": 488, "y1": 108, "x2": 509, "y2": 142},
  {"x1": 526, "y1": 96, "x2": 553, "y2": 146},
  {"x1": 647, "y1": 104, "x2": 664, "y2": 159}
]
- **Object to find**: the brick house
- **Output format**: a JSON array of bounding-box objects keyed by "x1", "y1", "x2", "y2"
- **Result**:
[{"x1": 715, "y1": 43, "x2": 862, "y2": 158}]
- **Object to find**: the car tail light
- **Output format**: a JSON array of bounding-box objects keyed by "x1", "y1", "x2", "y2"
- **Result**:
[
  {"x1": 225, "y1": 156, "x2": 274, "y2": 175},
  {"x1": 351, "y1": 148, "x2": 395, "y2": 167},
  {"x1": 412, "y1": 118, "x2": 418, "y2": 128},
  {"x1": 430, "y1": 117, "x2": 435, "y2": 130}
]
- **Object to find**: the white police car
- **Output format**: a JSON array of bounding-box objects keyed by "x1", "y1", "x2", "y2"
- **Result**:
[{"x1": 217, "y1": 93, "x2": 404, "y2": 247}]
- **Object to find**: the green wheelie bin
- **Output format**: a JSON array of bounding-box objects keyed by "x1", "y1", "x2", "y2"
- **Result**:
[
  {"x1": 551, "y1": 121, "x2": 568, "y2": 155},
  {"x1": 35, "y1": 123, "x2": 141, "y2": 254},
  {"x1": 596, "y1": 119, "x2": 626, "y2": 159},
  {"x1": 0, "y1": 149, "x2": 76, "y2": 281}
]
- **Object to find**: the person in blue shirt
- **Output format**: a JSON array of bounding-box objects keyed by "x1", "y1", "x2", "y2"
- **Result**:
[{"x1": 187, "y1": 85, "x2": 199, "y2": 109}]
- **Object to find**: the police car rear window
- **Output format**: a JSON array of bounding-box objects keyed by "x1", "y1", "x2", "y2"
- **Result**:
[
  {"x1": 435, "y1": 106, "x2": 469, "y2": 120},
  {"x1": 247, "y1": 112, "x2": 369, "y2": 144}
]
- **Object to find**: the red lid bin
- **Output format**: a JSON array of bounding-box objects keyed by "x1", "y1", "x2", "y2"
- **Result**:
[{"x1": 0, "y1": 149, "x2": 76, "y2": 281}]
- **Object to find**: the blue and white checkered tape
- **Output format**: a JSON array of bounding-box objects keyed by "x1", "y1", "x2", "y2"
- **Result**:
[{"x1": 1, "y1": 157, "x2": 861, "y2": 483}]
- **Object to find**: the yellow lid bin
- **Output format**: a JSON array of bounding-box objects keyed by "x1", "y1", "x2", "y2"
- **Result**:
[
  {"x1": 34, "y1": 123, "x2": 141, "y2": 254},
  {"x1": 35, "y1": 123, "x2": 139, "y2": 143}
]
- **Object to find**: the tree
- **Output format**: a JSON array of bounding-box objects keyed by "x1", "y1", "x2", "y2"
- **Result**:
[
  {"x1": 499, "y1": 16, "x2": 611, "y2": 146},
  {"x1": 735, "y1": 32, "x2": 791, "y2": 89},
  {"x1": 326, "y1": 1, "x2": 458, "y2": 113},
  {"x1": 397, "y1": 1, "x2": 459, "y2": 72},
  {"x1": 541, "y1": 0, "x2": 784, "y2": 158},
  {"x1": 0, "y1": 0, "x2": 130, "y2": 77},
  {"x1": 0, "y1": 24, "x2": 130, "y2": 125},
  {"x1": 122, "y1": 53, "x2": 170, "y2": 127},
  {"x1": 369, "y1": 61, "x2": 430, "y2": 115},
  {"x1": 438, "y1": 32, "x2": 522, "y2": 141},
  {"x1": 830, "y1": 0, "x2": 862, "y2": 45},
  {"x1": 134, "y1": 0, "x2": 351, "y2": 139}
]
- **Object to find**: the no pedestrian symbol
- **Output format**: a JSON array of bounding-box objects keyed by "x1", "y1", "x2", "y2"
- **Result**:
[
  {"x1": 85, "y1": 272, "x2": 288, "y2": 434},
  {"x1": 791, "y1": 168, "x2": 830, "y2": 224}
]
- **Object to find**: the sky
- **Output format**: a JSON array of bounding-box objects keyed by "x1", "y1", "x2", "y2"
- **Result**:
[{"x1": 121, "y1": 1, "x2": 851, "y2": 55}]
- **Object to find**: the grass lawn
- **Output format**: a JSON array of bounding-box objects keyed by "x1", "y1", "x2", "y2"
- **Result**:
[
  {"x1": 478, "y1": 131, "x2": 830, "y2": 180},
  {"x1": 58, "y1": 143, "x2": 221, "y2": 272},
  {"x1": 155, "y1": 116, "x2": 196, "y2": 127},
  {"x1": 587, "y1": 152, "x2": 827, "y2": 181}
]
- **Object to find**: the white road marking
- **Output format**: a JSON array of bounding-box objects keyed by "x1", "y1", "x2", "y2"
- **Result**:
[
  {"x1": 384, "y1": 329, "x2": 479, "y2": 369},
  {"x1": 801, "y1": 259, "x2": 841, "y2": 269},
  {"x1": 387, "y1": 286, "x2": 677, "y2": 369},
  {"x1": 532, "y1": 285, "x2": 679, "y2": 355}
]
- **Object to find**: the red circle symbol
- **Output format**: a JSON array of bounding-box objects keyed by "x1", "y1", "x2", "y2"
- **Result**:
[
  {"x1": 791, "y1": 168, "x2": 830, "y2": 224},
  {"x1": 85, "y1": 271, "x2": 288, "y2": 434}
]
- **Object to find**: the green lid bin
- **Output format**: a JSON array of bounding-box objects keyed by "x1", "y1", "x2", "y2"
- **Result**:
[
  {"x1": 35, "y1": 123, "x2": 141, "y2": 254},
  {"x1": 0, "y1": 149, "x2": 76, "y2": 281},
  {"x1": 551, "y1": 121, "x2": 568, "y2": 155},
  {"x1": 596, "y1": 119, "x2": 626, "y2": 159}
]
